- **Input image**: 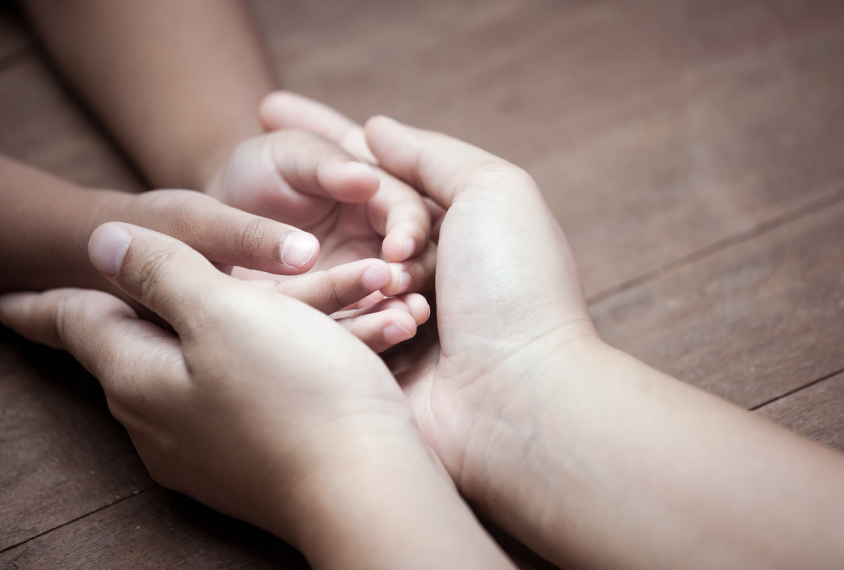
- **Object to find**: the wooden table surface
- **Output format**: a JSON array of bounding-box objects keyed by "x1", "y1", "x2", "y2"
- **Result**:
[{"x1": 2, "y1": 1, "x2": 843, "y2": 568}]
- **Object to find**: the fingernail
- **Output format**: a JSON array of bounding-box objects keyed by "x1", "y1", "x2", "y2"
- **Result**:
[
  {"x1": 384, "y1": 322, "x2": 412, "y2": 345},
  {"x1": 355, "y1": 291, "x2": 383, "y2": 309},
  {"x1": 346, "y1": 161, "x2": 376, "y2": 177},
  {"x1": 89, "y1": 224, "x2": 132, "y2": 277},
  {"x1": 281, "y1": 233, "x2": 317, "y2": 268},
  {"x1": 362, "y1": 265, "x2": 390, "y2": 291},
  {"x1": 401, "y1": 237, "x2": 416, "y2": 260},
  {"x1": 397, "y1": 271, "x2": 411, "y2": 294}
]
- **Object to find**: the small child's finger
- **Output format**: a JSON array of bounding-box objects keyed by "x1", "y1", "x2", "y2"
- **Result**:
[
  {"x1": 263, "y1": 130, "x2": 380, "y2": 204},
  {"x1": 346, "y1": 290, "x2": 385, "y2": 311},
  {"x1": 396, "y1": 294, "x2": 431, "y2": 326},
  {"x1": 330, "y1": 296, "x2": 409, "y2": 322},
  {"x1": 259, "y1": 91, "x2": 378, "y2": 163},
  {"x1": 346, "y1": 296, "x2": 413, "y2": 317},
  {"x1": 381, "y1": 241, "x2": 437, "y2": 297},
  {"x1": 366, "y1": 171, "x2": 431, "y2": 263},
  {"x1": 134, "y1": 190, "x2": 320, "y2": 275},
  {"x1": 337, "y1": 309, "x2": 418, "y2": 353},
  {"x1": 331, "y1": 291, "x2": 387, "y2": 316},
  {"x1": 247, "y1": 259, "x2": 392, "y2": 315},
  {"x1": 345, "y1": 294, "x2": 430, "y2": 326}
]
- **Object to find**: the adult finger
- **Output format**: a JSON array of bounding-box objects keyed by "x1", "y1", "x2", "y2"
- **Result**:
[
  {"x1": 0, "y1": 289, "x2": 185, "y2": 404},
  {"x1": 365, "y1": 115, "x2": 535, "y2": 210},
  {"x1": 258, "y1": 91, "x2": 377, "y2": 163},
  {"x1": 364, "y1": 116, "x2": 591, "y2": 334},
  {"x1": 87, "y1": 222, "x2": 233, "y2": 333},
  {"x1": 135, "y1": 190, "x2": 319, "y2": 274},
  {"x1": 245, "y1": 259, "x2": 392, "y2": 315}
]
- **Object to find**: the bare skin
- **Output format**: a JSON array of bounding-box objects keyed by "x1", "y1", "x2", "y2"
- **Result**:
[
  {"x1": 20, "y1": 0, "x2": 273, "y2": 191},
  {"x1": 19, "y1": 0, "x2": 435, "y2": 294},
  {"x1": 8, "y1": 1, "x2": 841, "y2": 567},
  {"x1": 368, "y1": 117, "x2": 844, "y2": 570},
  {"x1": 254, "y1": 99, "x2": 844, "y2": 569},
  {"x1": 0, "y1": 151, "x2": 427, "y2": 352},
  {"x1": 0, "y1": 223, "x2": 516, "y2": 570},
  {"x1": 5, "y1": 113, "x2": 844, "y2": 567}
]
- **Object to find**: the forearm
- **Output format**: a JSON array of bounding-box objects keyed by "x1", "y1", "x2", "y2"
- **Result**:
[
  {"x1": 0, "y1": 156, "x2": 130, "y2": 294},
  {"x1": 463, "y1": 337, "x2": 844, "y2": 570},
  {"x1": 279, "y1": 428, "x2": 515, "y2": 570},
  {"x1": 20, "y1": 0, "x2": 274, "y2": 190}
]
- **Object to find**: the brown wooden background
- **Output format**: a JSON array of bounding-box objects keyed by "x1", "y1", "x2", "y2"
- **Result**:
[{"x1": 2, "y1": 1, "x2": 843, "y2": 568}]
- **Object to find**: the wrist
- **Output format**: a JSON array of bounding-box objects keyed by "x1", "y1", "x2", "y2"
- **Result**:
[
  {"x1": 84, "y1": 186, "x2": 134, "y2": 232},
  {"x1": 445, "y1": 333, "x2": 651, "y2": 566},
  {"x1": 265, "y1": 418, "x2": 511, "y2": 570},
  {"x1": 447, "y1": 329, "x2": 609, "y2": 502},
  {"x1": 196, "y1": 137, "x2": 241, "y2": 197}
]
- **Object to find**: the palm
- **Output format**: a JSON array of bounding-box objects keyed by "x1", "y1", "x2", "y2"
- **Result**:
[
  {"x1": 299, "y1": 202, "x2": 383, "y2": 270},
  {"x1": 362, "y1": 119, "x2": 596, "y2": 481},
  {"x1": 384, "y1": 197, "x2": 576, "y2": 470},
  {"x1": 209, "y1": 126, "x2": 433, "y2": 296}
]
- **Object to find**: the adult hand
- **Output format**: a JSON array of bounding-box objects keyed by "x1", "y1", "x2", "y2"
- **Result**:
[
  {"x1": 203, "y1": 94, "x2": 436, "y2": 296},
  {"x1": 362, "y1": 115, "x2": 595, "y2": 485},
  {"x1": 0, "y1": 223, "x2": 514, "y2": 570},
  {"x1": 365, "y1": 117, "x2": 844, "y2": 570}
]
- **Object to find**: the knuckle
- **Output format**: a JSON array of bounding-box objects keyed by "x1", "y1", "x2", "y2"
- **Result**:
[
  {"x1": 103, "y1": 392, "x2": 133, "y2": 429},
  {"x1": 131, "y1": 246, "x2": 176, "y2": 310},
  {"x1": 328, "y1": 275, "x2": 346, "y2": 311},
  {"x1": 267, "y1": 129, "x2": 298, "y2": 147},
  {"x1": 277, "y1": 127, "x2": 316, "y2": 142},
  {"x1": 137, "y1": 441, "x2": 179, "y2": 491},
  {"x1": 163, "y1": 193, "x2": 207, "y2": 242},
  {"x1": 464, "y1": 162, "x2": 538, "y2": 196},
  {"x1": 468, "y1": 160, "x2": 522, "y2": 185},
  {"x1": 138, "y1": 190, "x2": 208, "y2": 245},
  {"x1": 234, "y1": 218, "x2": 274, "y2": 263},
  {"x1": 53, "y1": 294, "x2": 74, "y2": 350}
]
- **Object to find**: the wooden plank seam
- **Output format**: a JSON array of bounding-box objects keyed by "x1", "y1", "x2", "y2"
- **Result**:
[{"x1": 586, "y1": 188, "x2": 844, "y2": 306}]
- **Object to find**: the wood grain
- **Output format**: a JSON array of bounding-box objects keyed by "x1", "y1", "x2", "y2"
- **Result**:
[
  {"x1": 0, "y1": 485, "x2": 560, "y2": 570},
  {"x1": 0, "y1": 487, "x2": 309, "y2": 570},
  {"x1": 1, "y1": 0, "x2": 843, "y2": 567},
  {"x1": 254, "y1": 0, "x2": 844, "y2": 296},
  {"x1": 756, "y1": 372, "x2": 844, "y2": 453},
  {"x1": 591, "y1": 198, "x2": 844, "y2": 409},
  {"x1": 0, "y1": 321, "x2": 557, "y2": 567},
  {"x1": 0, "y1": 327, "x2": 153, "y2": 551}
]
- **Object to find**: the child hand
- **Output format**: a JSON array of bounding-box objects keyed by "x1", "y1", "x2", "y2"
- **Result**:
[
  {"x1": 246, "y1": 258, "x2": 430, "y2": 353},
  {"x1": 204, "y1": 111, "x2": 434, "y2": 298},
  {"x1": 113, "y1": 189, "x2": 321, "y2": 274},
  {"x1": 121, "y1": 190, "x2": 430, "y2": 350}
]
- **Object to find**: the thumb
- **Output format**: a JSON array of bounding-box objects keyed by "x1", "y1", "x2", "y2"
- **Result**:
[{"x1": 87, "y1": 222, "x2": 232, "y2": 334}]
